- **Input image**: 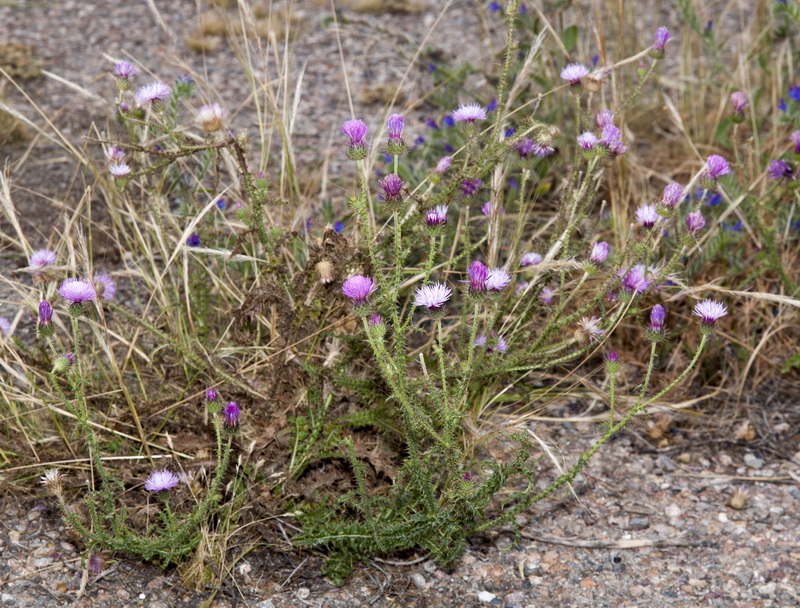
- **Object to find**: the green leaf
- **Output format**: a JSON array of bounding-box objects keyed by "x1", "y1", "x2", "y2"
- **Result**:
[{"x1": 560, "y1": 25, "x2": 579, "y2": 53}]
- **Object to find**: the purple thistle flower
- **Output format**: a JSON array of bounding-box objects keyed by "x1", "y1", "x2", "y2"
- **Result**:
[
  {"x1": 599, "y1": 124, "x2": 621, "y2": 147},
  {"x1": 692, "y1": 299, "x2": 728, "y2": 326},
  {"x1": 515, "y1": 138, "x2": 535, "y2": 158},
  {"x1": 436, "y1": 156, "x2": 452, "y2": 174},
  {"x1": 577, "y1": 132, "x2": 599, "y2": 150},
  {"x1": 413, "y1": 282, "x2": 452, "y2": 311},
  {"x1": 341, "y1": 275, "x2": 377, "y2": 304},
  {"x1": 767, "y1": 159, "x2": 793, "y2": 180},
  {"x1": 464, "y1": 471, "x2": 472, "y2": 481},
  {"x1": 520, "y1": 252, "x2": 542, "y2": 267},
  {"x1": 485, "y1": 267, "x2": 511, "y2": 292},
  {"x1": 596, "y1": 109, "x2": 615, "y2": 127},
  {"x1": 93, "y1": 273, "x2": 116, "y2": 301},
  {"x1": 426, "y1": 205, "x2": 448, "y2": 227},
  {"x1": 109, "y1": 162, "x2": 131, "y2": 178},
  {"x1": 0, "y1": 317, "x2": 11, "y2": 338},
  {"x1": 206, "y1": 388, "x2": 219, "y2": 402},
  {"x1": 341, "y1": 119, "x2": 368, "y2": 144},
  {"x1": 791, "y1": 130, "x2": 800, "y2": 153},
  {"x1": 539, "y1": 286, "x2": 556, "y2": 305},
  {"x1": 135, "y1": 81, "x2": 170, "y2": 107},
  {"x1": 474, "y1": 332, "x2": 507, "y2": 354},
  {"x1": 452, "y1": 103, "x2": 487, "y2": 123},
  {"x1": 619, "y1": 264, "x2": 651, "y2": 293},
  {"x1": 387, "y1": 114, "x2": 404, "y2": 140},
  {"x1": 607, "y1": 351, "x2": 618, "y2": 362},
  {"x1": 661, "y1": 183, "x2": 684, "y2": 208},
  {"x1": 187, "y1": 234, "x2": 201, "y2": 247},
  {"x1": 589, "y1": 241, "x2": 609, "y2": 265},
  {"x1": 223, "y1": 401, "x2": 240, "y2": 429},
  {"x1": 113, "y1": 61, "x2": 136, "y2": 79},
  {"x1": 368, "y1": 313, "x2": 383, "y2": 326},
  {"x1": 144, "y1": 469, "x2": 179, "y2": 493},
  {"x1": 531, "y1": 142, "x2": 554, "y2": 157},
  {"x1": 88, "y1": 553, "x2": 103, "y2": 575},
  {"x1": 58, "y1": 278, "x2": 96, "y2": 304},
  {"x1": 39, "y1": 300, "x2": 53, "y2": 325},
  {"x1": 649, "y1": 304, "x2": 665, "y2": 331},
  {"x1": 29, "y1": 249, "x2": 56, "y2": 271},
  {"x1": 705, "y1": 155, "x2": 731, "y2": 179},
  {"x1": 729, "y1": 91, "x2": 749, "y2": 115},
  {"x1": 481, "y1": 201, "x2": 505, "y2": 216},
  {"x1": 467, "y1": 261, "x2": 490, "y2": 293},
  {"x1": 652, "y1": 27, "x2": 671, "y2": 52},
  {"x1": 686, "y1": 211, "x2": 706, "y2": 235},
  {"x1": 515, "y1": 280, "x2": 529, "y2": 295},
  {"x1": 460, "y1": 178, "x2": 482, "y2": 197},
  {"x1": 64, "y1": 352, "x2": 76, "y2": 366},
  {"x1": 636, "y1": 204, "x2": 660, "y2": 228},
  {"x1": 379, "y1": 173, "x2": 404, "y2": 202},
  {"x1": 104, "y1": 146, "x2": 126, "y2": 163},
  {"x1": 560, "y1": 63, "x2": 590, "y2": 85}
]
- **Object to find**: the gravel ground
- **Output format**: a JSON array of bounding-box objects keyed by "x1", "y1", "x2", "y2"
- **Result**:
[{"x1": 1, "y1": 1, "x2": 799, "y2": 606}]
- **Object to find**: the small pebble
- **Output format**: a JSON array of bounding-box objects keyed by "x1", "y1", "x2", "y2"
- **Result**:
[
  {"x1": 743, "y1": 454, "x2": 764, "y2": 469},
  {"x1": 477, "y1": 591, "x2": 497, "y2": 602},
  {"x1": 410, "y1": 573, "x2": 427, "y2": 590},
  {"x1": 297, "y1": 588, "x2": 310, "y2": 599},
  {"x1": 254, "y1": 601, "x2": 275, "y2": 608},
  {"x1": 422, "y1": 560, "x2": 437, "y2": 573}
]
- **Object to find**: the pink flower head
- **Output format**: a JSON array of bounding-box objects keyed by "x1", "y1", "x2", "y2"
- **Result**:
[
  {"x1": 636, "y1": 204, "x2": 660, "y2": 228},
  {"x1": 413, "y1": 282, "x2": 452, "y2": 311},
  {"x1": 341, "y1": 119, "x2": 369, "y2": 148},
  {"x1": 649, "y1": 304, "x2": 665, "y2": 332},
  {"x1": 485, "y1": 267, "x2": 511, "y2": 292},
  {"x1": 144, "y1": 469, "x2": 179, "y2": 492},
  {"x1": 467, "y1": 261, "x2": 490, "y2": 292},
  {"x1": 0, "y1": 317, "x2": 11, "y2": 338},
  {"x1": 600, "y1": 124, "x2": 626, "y2": 156},
  {"x1": 520, "y1": 252, "x2": 542, "y2": 267},
  {"x1": 387, "y1": 114, "x2": 404, "y2": 140},
  {"x1": 341, "y1": 275, "x2": 377, "y2": 304},
  {"x1": 686, "y1": 211, "x2": 706, "y2": 234},
  {"x1": 481, "y1": 201, "x2": 505, "y2": 216},
  {"x1": 515, "y1": 138, "x2": 535, "y2": 158},
  {"x1": 223, "y1": 401, "x2": 240, "y2": 429},
  {"x1": 596, "y1": 109, "x2": 615, "y2": 128},
  {"x1": 104, "y1": 146, "x2": 126, "y2": 163},
  {"x1": 619, "y1": 264, "x2": 652, "y2": 293},
  {"x1": 109, "y1": 162, "x2": 131, "y2": 178},
  {"x1": 693, "y1": 299, "x2": 728, "y2": 326},
  {"x1": 29, "y1": 249, "x2": 57, "y2": 271},
  {"x1": 589, "y1": 241, "x2": 609, "y2": 265},
  {"x1": 39, "y1": 300, "x2": 53, "y2": 325},
  {"x1": 197, "y1": 103, "x2": 226, "y2": 132},
  {"x1": 452, "y1": 103, "x2": 487, "y2": 123},
  {"x1": 114, "y1": 61, "x2": 137, "y2": 79},
  {"x1": 474, "y1": 331, "x2": 507, "y2": 354},
  {"x1": 515, "y1": 280, "x2": 529, "y2": 295},
  {"x1": 93, "y1": 273, "x2": 117, "y2": 301},
  {"x1": 561, "y1": 63, "x2": 590, "y2": 85},
  {"x1": 661, "y1": 183, "x2": 684, "y2": 208},
  {"x1": 436, "y1": 156, "x2": 452, "y2": 174},
  {"x1": 791, "y1": 130, "x2": 800, "y2": 153},
  {"x1": 577, "y1": 132, "x2": 599, "y2": 151},
  {"x1": 729, "y1": 91, "x2": 748, "y2": 115},
  {"x1": 380, "y1": 173, "x2": 404, "y2": 202},
  {"x1": 58, "y1": 278, "x2": 96, "y2": 304},
  {"x1": 135, "y1": 81, "x2": 170, "y2": 107},
  {"x1": 653, "y1": 27, "x2": 671, "y2": 52},
  {"x1": 368, "y1": 313, "x2": 383, "y2": 326},
  {"x1": 425, "y1": 205, "x2": 448, "y2": 227},
  {"x1": 539, "y1": 286, "x2": 556, "y2": 305},
  {"x1": 461, "y1": 178, "x2": 482, "y2": 197},
  {"x1": 531, "y1": 142, "x2": 554, "y2": 157},
  {"x1": 705, "y1": 155, "x2": 731, "y2": 179},
  {"x1": 767, "y1": 159, "x2": 793, "y2": 180}
]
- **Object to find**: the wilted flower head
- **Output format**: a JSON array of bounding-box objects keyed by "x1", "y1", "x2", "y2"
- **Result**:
[
  {"x1": 705, "y1": 155, "x2": 731, "y2": 179},
  {"x1": 88, "y1": 553, "x2": 104, "y2": 575},
  {"x1": 791, "y1": 130, "x2": 800, "y2": 153},
  {"x1": 560, "y1": 63, "x2": 590, "y2": 85},
  {"x1": 575, "y1": 316, "x2": 605, "y2": 345},
  {"x1": 520, "y1": 252, "x2": 542, "y2": 267},
  {"x1": 425, "y1": 205, "x2": 448, "y2": 227},
  {"x1": 661, "y1": 183, "x2": 684, "y2": 208},
  {"x1": 223, "y1": 401, "x2": 240, "y2": 429},
  {"x1": 596, "y1": 109, "x2": 615, "y2": 128},
  {"x1": 113, "y1": 61, "x2": 136, "y2": 80},
  {"x1": 467, "y1": 261, "x2": 490, "y2": 293},
  {"x1": 589, "y1": 241, "x2": 609, "y2": 265},
  {"x1": 485, "y1": 267, "x2": 511, "y2": 292},
  {"x1": 135, "y1": 81, "x2": 170, "y2": 107},
  {"x1": 686, "y1": 210, "x2": 706, "y2": 235},
  {"x1": 452, "y1": 103, "x2": 487, "y2": 123},
  {"x1": 435, "y1": 156, "x2": 452, "y2": 174},
  {"x1": 387, "y1": 114, "x2": 404, "y2": 140},
  {"x1": 577, "y1": 132, "x2": 599, "y2": 151},
  {"x1": 413, "y1": 282, "x2": 452, "y2": 311},
  {"x1": 0, "y1": 317, "x2": 11, "y2": 338},
  {"x1": 515, "y1": 138, "x2": 535, "y2": 158},
  {"x1": 540, "y1": 286, "x2": 556, "y2": 305},
  {"x1": 104, "y1": 146, "x2": 126, "y2": 163},
  {"x1": 636, "y1": 204, "x2": 660, "y2": 228},
  {"x1": 531, "y1": 142, "x2": 555, "y2": 157},
  {"x1": 729, "y1": 91, "x2": 748, "y2": 115},
  {"x1": 460, "y1": 178, "x2": 482, "y2": 197},
  {"x1": 144, "y1": 469, "x2": 179, "y2": 493},
  {"x1": 767, "y1": 159, "x2": 793, "y2": 181},
  {"x1": 29, "y1": 249, "x2": 56, "y2": 272},
  {"x1": 58, "y1": 278, "x2": 96, "y2": 305},
  {"x1": 93, "y1": 273, "x2": 116, "y2": 301},
  {"x1": 379, "y1": 173, "x2": 404, "y2": 202},
  {"x1": 341, "y1": 275, "x2": 377, "y2": 304},
  {"x1": 109, "y1": 162, "x2": 131, "y2": 178},
  {"x1": 315, "y1": 259, "x2": 335, "y2": 284},
  {"x1": 692, "y1": 299, "x2": 728, "y2": 327},
  {"x1": 197, "y1": 103, "x2": 226, "y2": 133},
  {"x1": 40, "y1": 469, "x2": 64, "y2": 496}
]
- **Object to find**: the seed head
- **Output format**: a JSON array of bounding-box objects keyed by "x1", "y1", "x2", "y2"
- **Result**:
[
  {"x1": 196, "y1": 103, "x2": 226, "y2": 133},
  {"x1": 315, "y1": 260, "x2": 335, "y2": 284},
  {"x1": 40, "y1": 469, "x2": 64, "y2": 496},
  {"x1": 575, "y1": 316, "x2": 605, "y2": 345}
]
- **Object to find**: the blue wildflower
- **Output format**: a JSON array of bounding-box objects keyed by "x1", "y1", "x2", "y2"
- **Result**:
[
  {"x1": 334, "y1": 221, "x2": 344, "y2": 234},
  {"x1": 789, "y1": 87, "x2": 800, "y2": 103},
  {"x1": 778, "y1": 98, "x2": 787, "y2": 112},
  {"x1": 187, "y1": 234, "x2": 201, "y2": 247},
  {"x1": 486, "y1": 98, "x2": 498, "y2": 112},
  {"x1": 217, "y1": 198, "x2": 226, "y2": 210},
  {"x1": 414, "y1": 136, "x2": 425, "y2": 146},
  {"x1": 426, "y1": 117, "x2": 439, "y2": 129},
  {"x1": 383, "y1": 153, "x2": 392, "y2": 163},
  {"x1": 519, "y1": 2, "x2": 527, "y2": 13},
  {"x1": 428, "y1": 63, "x2": 436, "y2": 71},
  {"x1": 508, "y1": 177, "x2": 519, "y2": 189},
  {"x1": 704, "y1": 20, "x2": 713, "y2": 32},
  {"x1": 592, "y1": 53, "x2": 599, "y2": 66},
  {"x1": 489, "y1": 1, "x2": 501, "y2": 11},
  {"x1": 443, "y1": 143, "x2": 454, "y2": 153},
  {"x1": 443, "y1": 116, "x2": 455, "y2": 128},
  {"x1": 505, "y1": 127, "x2": 516, "y2": 137}
]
